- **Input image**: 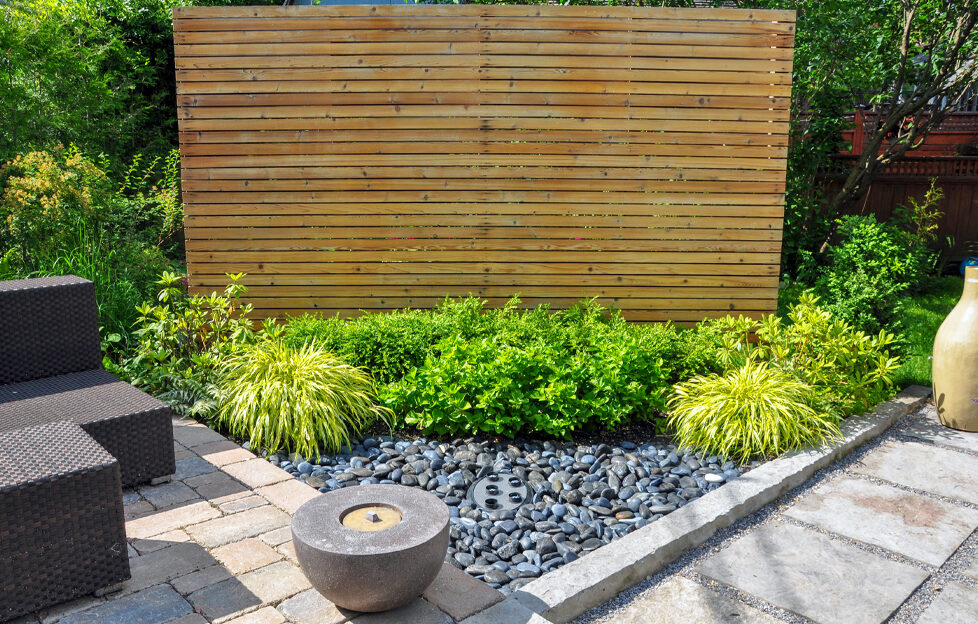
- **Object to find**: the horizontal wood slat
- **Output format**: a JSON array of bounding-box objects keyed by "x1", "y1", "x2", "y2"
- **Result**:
[{"x1": 175, "y1": 5, "x2": 793, "y2": 321}]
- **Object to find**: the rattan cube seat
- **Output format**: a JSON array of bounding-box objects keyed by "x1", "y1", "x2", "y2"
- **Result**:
[
  {"x1": 0, "y1": 421, "x2": 130, "y2": 622},
  {"x1": 0, "y1": 369, "x2": 174, "y2": 487},
  {"x1": 0, "y1": 276, "x2": 175, "y2": 487}
]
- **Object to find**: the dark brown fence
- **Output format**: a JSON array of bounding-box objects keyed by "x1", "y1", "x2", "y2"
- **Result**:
[{"x1": 823, "y1": 156, "x2": 978, "y2": 259}]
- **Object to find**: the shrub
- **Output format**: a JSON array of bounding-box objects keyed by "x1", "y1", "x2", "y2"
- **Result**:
[
  {"x1": 707, "y1": 293, "x2": 900, "y2": 418},
  {"x1": 0, "y1": 148, "x2": 176, "y2": 343},
  {"x1": 667, "y1": 359, "x2": 841, "y2": 464},
  {"x1": 119, "y1": 272, "x2": 279, "y2": 394},
  {"x1": 814, "y1": 215, "x2": 932, "y2": 334},
  {"x1": 284, "y1": 308, "x2": 454, "y2": 384},
  {"x1": 0, "y1": 148, "x2": 113, "y2": 269},
  {"x1": 382, "y1": 300, "x2": 669, "y2": 437},
  {"x1": 216, "y1": 340, "x2": 390, "y2": 457}
]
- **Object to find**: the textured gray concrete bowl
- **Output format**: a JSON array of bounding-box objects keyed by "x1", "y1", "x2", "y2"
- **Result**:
[{"x1": 291, "y1": 484, "x2": 450, "y2": 612}]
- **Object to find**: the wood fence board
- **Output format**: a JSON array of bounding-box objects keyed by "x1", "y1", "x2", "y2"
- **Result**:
[{"x1": 175, "y1": 5, "x2": 792, "y2": 320}]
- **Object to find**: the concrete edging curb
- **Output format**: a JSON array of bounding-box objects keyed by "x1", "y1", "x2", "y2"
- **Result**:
[{"x1": 467, "y1": 385, "x2": 931, "y2": 624}]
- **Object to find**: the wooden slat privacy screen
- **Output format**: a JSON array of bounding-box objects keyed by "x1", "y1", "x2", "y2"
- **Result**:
[{"x1": 174, "y1": 4, "x2": 794, "y2": 322}]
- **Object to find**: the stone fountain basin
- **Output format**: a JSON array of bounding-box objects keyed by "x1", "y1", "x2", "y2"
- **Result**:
[{"x1": 292, "y1": 484, "x2": 449, "y2": 612}]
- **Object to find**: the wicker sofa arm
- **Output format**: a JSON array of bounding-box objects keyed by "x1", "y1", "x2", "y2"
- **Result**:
[{"x1": 0, "y1": 276, "x2": 103, "y2": 385}]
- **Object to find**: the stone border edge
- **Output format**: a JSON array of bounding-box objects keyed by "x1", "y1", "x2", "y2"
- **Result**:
[{"x1": 467, "y1": 385, "x2": 932, "y2": 624}]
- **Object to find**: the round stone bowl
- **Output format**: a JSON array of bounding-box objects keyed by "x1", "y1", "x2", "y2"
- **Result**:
[{"x1": 291, "y1": 484, "x2": 449, "y2": 612}]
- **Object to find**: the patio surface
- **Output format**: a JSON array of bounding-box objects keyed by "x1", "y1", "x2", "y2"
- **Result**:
[
  {"x1": 578, "y1": 404, "x2": 978, "y2": 624},
  {"x1": 12, "y1": 404, "x2": 978, "y2": 624},
  {"x1": 10, "y1": 417, "x2": 507, "y2": 624}
]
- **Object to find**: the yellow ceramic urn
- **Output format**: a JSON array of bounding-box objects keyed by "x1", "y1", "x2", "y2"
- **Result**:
[{"x1": 932, "y1": 266, "x2": 978, "y2": 431}]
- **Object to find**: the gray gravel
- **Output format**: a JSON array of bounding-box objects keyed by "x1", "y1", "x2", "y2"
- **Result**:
[
  {"x1": 572, "y1": 403, "x2": 978, "y2": 624},
  {"x1": 258, "y1": 433, "x2": 755, "y2": 592}
]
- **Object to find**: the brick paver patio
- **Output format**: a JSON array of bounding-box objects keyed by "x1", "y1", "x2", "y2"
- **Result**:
[{"x1": 10, "y1": 417, "x2": 505, "y2": 624}]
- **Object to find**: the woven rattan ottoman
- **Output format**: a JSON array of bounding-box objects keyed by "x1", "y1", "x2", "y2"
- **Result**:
[
  {"x1": 0, "y1": 275, "x2": 174, "y2": 486},
  {"x1": 0, "y1": 421, "x2": 130, "y2": 622}
]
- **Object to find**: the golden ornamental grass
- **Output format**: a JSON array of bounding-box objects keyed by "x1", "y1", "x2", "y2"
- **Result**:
[
  {"x1": 217, "y1": 340, "x2": 390, "y2": 458},
  {"x1": 666, "y1": 359, "x2": 841, "y2": 465}
]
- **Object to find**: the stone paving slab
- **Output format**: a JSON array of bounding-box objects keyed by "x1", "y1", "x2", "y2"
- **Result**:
[
  {"x1": 185, "y1": 504, "x2": 291, "y2": 548},
  {"x1": 460, "y1": 598, "x2": 555, "y2": 624},
  {"x1": 187, "y1": 576, "x2": 262, "y2": 621},
  {"x1": 255, "y1": 479, "x2": 320, "y2": 514},
  {"x1": 853, "y1": 440, "x2": 978, "y2": 505},
  {"x1": 784, "y1": 476, "x2": 978, "y2": 566},
  {"x1": 56, "y1": 585, "x2": 192, "y2": 624},
  {"x1": 122, "y1": 541, "x2": 217, "y2": 596},
  {"x1": 694, "y1": 522, "x2": 928, "y2": 624},
  {"x1": 916, "y1": 581, "x2": 978, "y2": 624},
  {"x1": 605, "y1": 577, "x2": 779, "y2": 624},
  {"x1": 222, "y1": 458, "x2": 293, "y2": 489},
  {"x1": 127, "y1": 500, "x2": 223, "y2": 540},
  {"x1": 276, "y1": 589, "x2": 354, "y2": 624},
  {"x1": 224, "y1": 607, "x2": 286, "y2": 624},
  {"x1": 903, "y1": 408, "x2": 978, "y2": 455},
  {"x1": 212, "y1": 538, "x2": 283, "y2": 575},
  {"x1": 138, "y1": 481, "x2": 201, "y2": 509},
  {"x1": 353, "y1": 599, "x2": 453, "y2": 624},
  {"x1": 422, "y1": 563, "x2": 505, "y2": 621}
]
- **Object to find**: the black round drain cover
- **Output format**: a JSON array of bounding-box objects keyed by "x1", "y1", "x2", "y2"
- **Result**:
[{"x1": 467, "y1": 473, "x2": 530, "y2": 511}]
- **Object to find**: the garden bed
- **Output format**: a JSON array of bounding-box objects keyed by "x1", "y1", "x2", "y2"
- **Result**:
[{"x1": 259, "y1": 433, "x2": 752, "y2": 593}]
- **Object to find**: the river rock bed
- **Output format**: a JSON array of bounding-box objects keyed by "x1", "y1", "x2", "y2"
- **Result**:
[{"x1": 262, "y1": 437, "x2": 751, "y2": 593}]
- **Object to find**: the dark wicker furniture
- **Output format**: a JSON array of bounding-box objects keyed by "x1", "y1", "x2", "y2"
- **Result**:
[
  {"x1": 0, "y1": 421, "x2": 130, "y2": 622},
  {"x1": 0, "y1": 276, "x2": 174, "y2": 486}
]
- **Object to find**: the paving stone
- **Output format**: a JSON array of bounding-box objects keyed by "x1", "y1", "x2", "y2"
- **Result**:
[
  {"x1": 122, "y1": 542, "x2": 217, "y2": 595},
  {"x1": 132, "y1": 529, "x2": 191, "y2": 555},
  {"x1": 172, "y1": 456, "x2": 218, "y2": 482},
  {"x1": 122, "y1": 490, "x2": 142, "y2": 505},
  {"x1": 220, "y1": 495, "x2": 268, "y2": 515},
  {"x1": 276, "y1": 540, "x2": 298, "y2": 564},
  {"x1": 187, "y1": 578, "x2": 262, "y2": 621},
  {"x1": 902, "y1": 407, "x2": 978, "y2": 455},
  {"x1": 124, "y1": 499, "x2": 155, "y2": 521},
  {"x1": 195, "y1": 440, "x2": 256, "y2": 468},
  {"x1": 127, "y1": 501, "x2": 222, "y2": 540},
  {"x1": 138, "y1": 481, "x2": 201, "y2": 510},
  {"x1": 185, "y1": 471, "x2": 251, "y2": 503},
  {"x1": 276, "y1": 590, "x2": 354, "y2": 624},
  {"x1": 256, "y1": 479, "x2": 319, "y2": 514},
  {"x1": 607, "y1": 577, "x2": 779, "y2": 624},
  {"x1": 853, "y1": 440, "x2": 978, "y2": 505},
  {"x1": 352, "y1": 598, "x2": 452, "y2": 624},
  {"x1": 459, "y1": 598, "x2": 554, "y2": 624},
  {"x1": 212, "y1": 538, "x2": 283, "y2": 575},
  {"x1": 171, "y1": 564, "x2": 234, "y2": 596},
  {"x1": 423, "y1": 562, "x2": 504, "y2": 621},
  {"x1": 38, "y1": 595, "x2": 104, "y2": 623},
  {"x1": 258, "y1": 526, "x2": 293, "y2": 547},
  {"x1": 174, "y1": 448, "x2": 194, "y2": 461},
  {"x1": 785, "y1": 476, "x2": 978, "y2": 566},
  {"x1": 916, "y1": 581, "x2": 978, "y2": 624},
  {"x1": 57, "y1": 585, "x2": 192, "y2": 624},
  {"x1": 694, "y1": 522, "x2": 928, "y2": 624},
  {"x1": 187, "y1": 504, "x2": 290, "y2": 548},
  {"x1": 222, "y1": 607, "x2": 287, "y2": 624},
  {"x1": 165, "y1": 615, "x2": 207, "y2": 624},
  {"x1": 222, "y1": 459, "x2": 292, "y2": 489},
  {"x1": 237, "y1": 561, "x2": 311, "y2": 603},
  {"x1": 172, "y1": 422, "x2": 228, "y2": 448}
]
